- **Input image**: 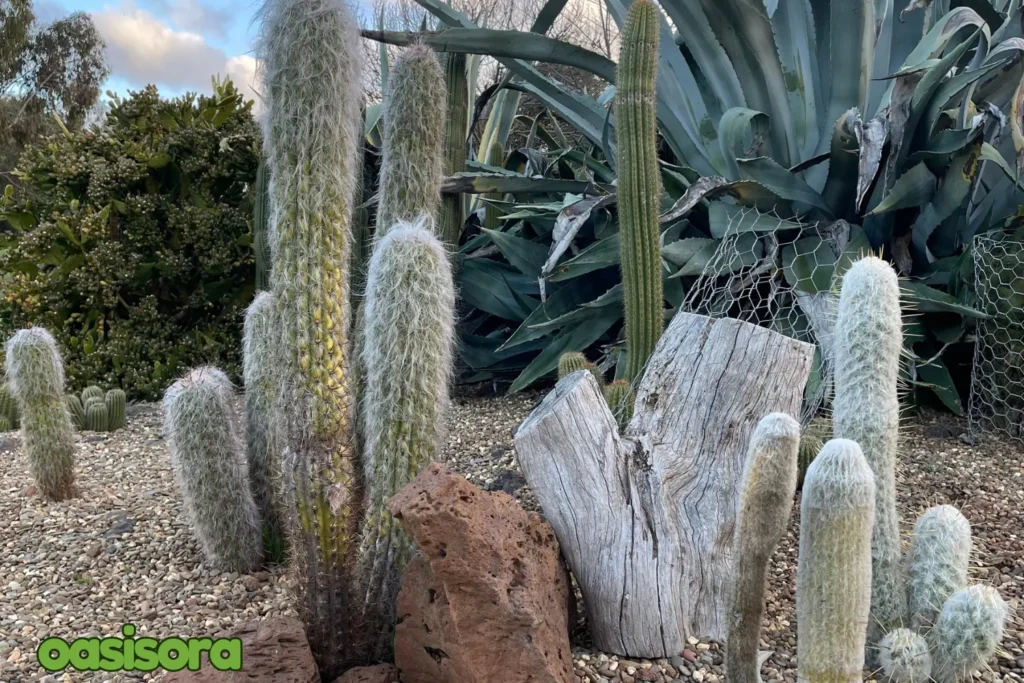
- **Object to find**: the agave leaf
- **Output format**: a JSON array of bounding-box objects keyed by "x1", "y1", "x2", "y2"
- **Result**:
[
  {"x1": 719, "y1": 107, "x2": 771, "y2": 180},
  {"x1": 442, "y1": 172, "x2": 609, "y2": 195},
  {"x1": 913, "y1": 353, "x2": 964, "y2": 414},
  {"x1": 500, "y1": 275, "x2": 616, "y2": 350},
  {"x1": 736, "y1": 156, "x2": 833, "y2": 213},
  {"x1": 820, "y1": 109, "x2": 860, "y2": 214},
  {"x1": 911, "y1": 142, "x2": 981, "y2": 258},
  {"x1": 980, "y1": 141, "x2": 1024, "y2": 186},
  {"x1": 460, "y1": 258, "x2": 541, "y2": 320},
  {"x1": 822, "y1": 0, "x2": 874, "y2": 151},
  {"x1": 660, "y1": 175, "x2": 785, "y2": 223},
  {"x1": 662, "y1": 237, "x2": 719, "y2": 266},
  {"x1": 548, "y1": 233, "x2": 620, "y2": 282},
  {"x1": 902, "y1": 280, "x2": 991, "y2": 317},
  {"x1": 782, "y1": 235, "x2": 837, "y2": 293},
  {"x1": 459, "y1": 333, "x2": 549, "y2": 370},
  {"x1": 481, "y1": 228, "x2": 549, "y2": 277},
  {"x1": 708, "y1": 202, "x2": 803, "y2": 238},
  {"x1": 527, "y1": 285, "x2": 622, "y2": 333},
  {"x1": 855, "y1": 115, "x2": 890, "y2": 214},
  {"x1": 870, "y1": 162, "x2": 938, "y2": 214}
]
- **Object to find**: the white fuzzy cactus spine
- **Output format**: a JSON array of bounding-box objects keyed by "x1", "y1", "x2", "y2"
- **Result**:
[
  {"x1": 727, "y1": 413, "x2": 801, "y2": 683},
  {"x1": 163, "y1": 367, "x2": 262, "y2": 573},
  {"x1": 880, "y1": 628, "x2": 933, "y2": 683},
  {"x1": 796, "y1": 438, "x2": 876, "y2": 683},
  {"x1": 832, "y1": 256, "x2": 905, "y2": 662},
  {"x1": 907, "y1": 505, "x2": 972, "y2": 631},
  {"x1": 5, "y1": 328, "x2": 77, "y2": 501},
  {"x1": 929, "y1": 585, "x2": 1008, "y2": 683},
  {"x1": 357, "y1": 217, "x2": 456, "y2": 655}
]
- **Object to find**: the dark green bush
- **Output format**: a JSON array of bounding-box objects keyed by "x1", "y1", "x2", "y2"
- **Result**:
[{"x1": 0, "y1": 79, "x2": 259, "y2": 399}]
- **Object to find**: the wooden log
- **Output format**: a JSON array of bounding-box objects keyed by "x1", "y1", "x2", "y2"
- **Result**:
[{"x1": 513, "y1": 312, "x2": 815, "y2": 658}]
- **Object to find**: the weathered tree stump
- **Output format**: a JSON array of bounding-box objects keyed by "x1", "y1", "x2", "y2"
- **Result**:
[{"x1": 513, "y1": 312, "x2": 815, "y2": 658}]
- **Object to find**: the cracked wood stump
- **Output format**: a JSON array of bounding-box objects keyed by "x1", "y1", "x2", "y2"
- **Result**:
[{"x1": 513, "y1": 312, "x2": 814, "y2": 658}]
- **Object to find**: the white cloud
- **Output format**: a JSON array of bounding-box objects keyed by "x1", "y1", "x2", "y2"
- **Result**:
[
  {"x1": 143, "y1": 0, "x2": 234, "y2": 39},
  {"x1": 92, "y1": 1, "x2": 261, "y2": 105}
]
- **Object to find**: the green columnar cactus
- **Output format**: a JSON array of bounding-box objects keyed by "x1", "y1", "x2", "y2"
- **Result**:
[
  {"x1": 66, "y1": 394, "x2": 85, "y2": 430},
  {"x1": 357, "y1": 218, "x2": 456, "y2": 656},
  {"x1": 797, "y1": 417, "x2": 831, "y2": 488},
  {"x1": 256, "y1": 0, "x2": 363, "y2": 674},
  {"x1": 86, "y1": 401, "x2": 109, "y2": 431},
  {"x1": 833, "y1": 256, "x2": 905, "y2": 662},
  {"x1": 929, "y1": 586, "x2": 1008, "y2": 683},
  {"x1": 5, "y1": 328, "x2": 77, "y2": 500},
  {"x1": 376, "y1": 44, "x2": 446, "y2": 235},
  {"x1": 727, "y1": 413, "x2": 801, "y2": 683},
  {"x1": 483, "y1": 139, "x2": 504, "y2": 231},
  {"x1": 163, "y1": 367, "x2": 262, "y2": 573},
  {"x1": 0, "y1": 382, "x2": 19, "y2": 427},
  {"x1": 907, "y1": 505, "x2": 972, "y2": 631},
  {"x1": 82, "y1": 385, "x2": 103, "y2": 403},
  {"x1": 880, "y1": 628, "x2": 933, "y2": 683},
  {"x1": 616, "y1": 0, "x2": 663, "y2": 386},
  {"x1": 439, "y1": 51, "x2": 468, "y2": 249},
  {"x1": 796, "y1": 439, "x2": 875, "y2": 683},
  {"x1": 253, "y1": 162, "x2": 273, "y2": 291},
  {"x1": 243, "y1": 291, "x2": 287, "y2": 564},
  {"x1": 105, "y1": 389, "x2": 126, "y2": 430}
]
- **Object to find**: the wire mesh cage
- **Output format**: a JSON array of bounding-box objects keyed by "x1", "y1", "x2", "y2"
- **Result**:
[{"x1": 968, "y1": 233, "x2": 1024, "y2": 441}]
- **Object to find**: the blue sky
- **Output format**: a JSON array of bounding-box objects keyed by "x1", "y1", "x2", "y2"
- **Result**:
[{"x1": 53, "y1": 0, "x2": 375, "y2": 107}]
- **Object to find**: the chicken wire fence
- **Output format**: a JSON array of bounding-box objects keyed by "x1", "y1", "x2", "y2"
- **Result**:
[
  {"x1": 968, "y1": 233, "x2": 1024, "y2": 441},
  {"x1": 676, "y1": 208, "x2": 848, "y2": 426}
]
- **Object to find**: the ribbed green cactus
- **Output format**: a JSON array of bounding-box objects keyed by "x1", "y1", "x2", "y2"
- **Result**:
[
  {"x1": 880, "y1": 628, "x2": 933, "y2": 683},
  {"x1": 796, "y1": 438, "x2": 875, "y2": 683},
  {"x1": 253, "y1": 162, "x2": 273, "y2": 291},
  {"x1": 727, "y1": 413, "x2": 800, "y2": 683},
  {"x1": 65, "y1": 394, "x2": 85, "y2": 430},
  {"x1": 85, "y1": 401, "x2": 109, "y2": 432},
  {"x1": 376, "y1": 44, "x2": 446, "y2": 235},
  {"x1": 616, "y1": 0, "x2": 663, "y2": 386},
  {"x1": 604, "y1": 379, "x2": 631, "y2": 429},
  {"x1": 558, "y1": 351, "x2": 588, "y2": 378},
  {"x1": 105, "y1": 389, "x2": 126, "y2": 430},
  {"x1": 243, "y1": 291, "x2": 287, "y2": 564},
  {"x1": 256, "y1": 0, "x2": 363, "y2": 673},
  {"x1": 357, "y1": 218, "x2": 455, "y2": 657},
  {"x1": 483, "y1": 139, "x2": 504, "y2": 231},
  {"x1": 164, "y1": 367, "x2": 262, "y2": 573},
  {"x1": 833, "y1": 256, "x2": 905, "y2": 662},
  {"x1": 907, "y1": 505, "x2": 971, "y2": 631},
  {"x1": 439, "y1": 51, "x2": 468, "y2": 249},
  {"x1": 5, "y1": 328, "x2": 77, "y2": 500},
  {"x1": 82, "y1": 385, "x2": 103, "y2": 403},
  {"x1": 929, "y1": 585, "x2": 1008, "y2": 683},
  {"x1": 797, "y1": 417, "x2": 830, "y2": 488},
  {"x1": 0, "y1": 415, "x2": 10, "y2": 431},
  {"x1": 0, "y1": 382, "x2": 19, "y2": 428}
]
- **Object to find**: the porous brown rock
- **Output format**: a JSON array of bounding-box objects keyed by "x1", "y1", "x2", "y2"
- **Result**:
[
  {"x1": 331, "y1": 664, "x2": 400, "y2": 683},
  {"x1": 391, "y1": 462, "x2": 574, "y2": 683},
  {"x1": 161, "y1": 616, "x2": 318, "y2": 683}
]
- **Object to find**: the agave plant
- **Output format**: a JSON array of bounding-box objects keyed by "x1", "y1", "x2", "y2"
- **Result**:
[{"x1": 367, "y1": 0, "x2": 1024, "y2": 404}]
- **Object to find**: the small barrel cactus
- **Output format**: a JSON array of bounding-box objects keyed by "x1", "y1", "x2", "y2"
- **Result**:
[
  {"x1": 5, "y1": 328, "x2": 77, "y2": 500},
  {"x1": 604, "y1": 379, "x2": 631, "y2": 429},
  {"x1": 796, "y1": 438, "x2": 876, "y2": 683},
  {"x1": 880, "y1": 628, "x2": 933, "y2": 683},
  {"x1": 727, "y1": 413, "x2": 801, "y2": 683},
  {"x1": 105, "y1": 389, "x2": 126, "y2": 430},
  {"x1": 929, "y1": 585, "x2": 1008, "y2": 683},
  {"x1": 66, "y1": 394, "x2": 85, "y2": 430},
  {"x1": 907, "y1": 505, "x2": 972, "y2": 630},
  {"x1": 82, "y1": 385, "x2": 104, "y2": 403},
  {"x1": 558, "y1": 351, "x2": 588, "y2": 378},
  {"x1": 163, "y1": 367, "x2": 262, "y2": 573},
  {"x1": 86, "y1": 401, "x2": 109, "y2": 432}
]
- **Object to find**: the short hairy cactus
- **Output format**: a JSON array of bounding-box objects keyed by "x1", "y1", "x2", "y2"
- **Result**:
[
  {"x1": 5, "y1": 328, "x2": 77, "y2": 500},
  {"x1": 796, "y1": 439, "x2": 876, "y2": 683},
  {"x1": 106, "y1": 389, "x2": 126, "y2": 430},
  {"x1": 833, "y1": 256, "x2": 905, "y2": 662},
  {"x1": 65, "y1": 394, "x2": 85, "y2": 430},
  {"x1": 880, "y1": 628, "x2": 933, "y2": 683},
  {"x1": 727, "y1": 413, "x2": 800, "y2": 683},
  {"x1": 376, "y1": 44, "x2": 446, "y2": 235},
  {"x1": 163, "y1": 367, "x2": 262, "y2": 573},
  {"x1": 256, "y1": 0, "x2": 363, "y2": 672},
  {"x1": 617, "y1": 0, "x2": 663, "y2": 386},
  {"x1": 929, "y1": 585, "x2": 1008, "y2": 683},
  {"x1": 82, "y1": 385, "x2": 103, "y2": 403},
  {"x1": 85, "y1": 401, "x2": 109, "y2": 432},
  {"x1": 439, "y1": 51, "x2": 468, "y2": 248},
  {"x1": 907, "y1": 505, "x2": 972, "y2": 631},
  {"x1": 357, "y1": 219, "x2": 455, "y2": 656},
  {"x1": 243, "y1": 291, "x2": 287, "y2": 564}
]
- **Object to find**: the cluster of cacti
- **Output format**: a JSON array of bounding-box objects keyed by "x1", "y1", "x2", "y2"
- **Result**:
[
  {"x1": 164, "y1": 367, "x2": 262, "y2": 573},
  {"x1": 0, "y1": 382, "x2": 20, "y2": 431},
  {"x1": 5, "y1": 328, "x2": 77, "y2": 500},
  {"x1": 65, "y1": 386, "x2": 126, "y2": 432},
  {"x1": 616, "y1": 0, "x2": 664, "y2": 387},
  {"x1": 727, "y1": 413, "x2": 801, "y2": 683},
  {"x1": 439, "y1": 52, "x2": 468, "y2": 249}
]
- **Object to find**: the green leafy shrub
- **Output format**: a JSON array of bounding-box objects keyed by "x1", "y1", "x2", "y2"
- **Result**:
[{"x1": 0, "y1": 79, "x2": 259, "y2": 399}]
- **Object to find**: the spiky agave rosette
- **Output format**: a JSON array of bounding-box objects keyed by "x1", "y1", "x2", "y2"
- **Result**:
[{"x1": 255, "y1": 0, "x2": 364, "y2": 675}]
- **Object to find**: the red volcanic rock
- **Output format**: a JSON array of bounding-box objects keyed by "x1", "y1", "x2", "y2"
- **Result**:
[{"x1": 331, "y1": 664, "x2": 400, "y2": 683}]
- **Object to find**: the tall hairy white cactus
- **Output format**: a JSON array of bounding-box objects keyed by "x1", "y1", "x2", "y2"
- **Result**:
[
  {"x1": 163, "y1": 367, "x2": 262, "y2": 572},
  {"x1": 727, "y1": 413, "x2": 801, "y2": 683},
  {"x1": 796, "y1": 438, "x2": 875, "y2": 683},
  {"x1": 5, "y1": 328, "x2": 76, "y2": 501},
  {"x1": 357, "y1": 217, "x2": 456, "y2": 656},
  {"x1": 929, "y1": 586, "x2": 1008, "y2": 683},
  {"x1": 833, "y1": 256, "x2": 905, "y2": 661},
  {"x1": 906, "y1": 505, "x2": 971, "y2": 630}
]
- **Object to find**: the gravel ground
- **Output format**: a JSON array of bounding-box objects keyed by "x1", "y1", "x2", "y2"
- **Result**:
[{"x1": 0, "y1": 394, "x2": 1021, "y2": 683}]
